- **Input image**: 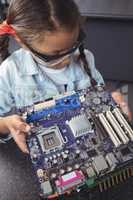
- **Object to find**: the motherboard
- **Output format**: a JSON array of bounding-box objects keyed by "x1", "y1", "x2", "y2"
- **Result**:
[{"x1": 25, "y1": 86, "x2": 133, "y2": 199}]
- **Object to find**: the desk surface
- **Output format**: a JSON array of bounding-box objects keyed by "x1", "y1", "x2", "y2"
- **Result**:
[
  {"x1": 0, "y1": 140, "x2": 133, "y2": 200},
  {"x1": 0, "y1": 140, "x2": 39, "y2": 200}
]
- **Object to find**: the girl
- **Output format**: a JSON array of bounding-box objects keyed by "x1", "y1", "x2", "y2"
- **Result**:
[{"x1": 0, "y1": 0, "x2": 130, "y2": 153}]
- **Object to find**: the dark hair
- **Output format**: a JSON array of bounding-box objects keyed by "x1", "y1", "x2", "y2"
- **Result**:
[
  {"x1": 0, "y1": 0, "x2": 95, "y2": 84},
  {"x1": 0, "y1": 0, "x2": 9, "y2": 62},
  {"x1": 7, "y1": 0, "x2": 81, "y2": 45}
]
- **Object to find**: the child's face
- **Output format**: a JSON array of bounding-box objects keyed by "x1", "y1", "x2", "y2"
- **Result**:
[{"x1": 30, "y1": 26, "x2": 79, "y2": 69}]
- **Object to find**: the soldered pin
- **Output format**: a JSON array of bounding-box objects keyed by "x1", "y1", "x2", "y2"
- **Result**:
[
  {"x1": 107, "y1": 178, "x2": 111, "y2": 188},
  {"x1": 126, "y1": 169, "x2": 130, "y2": 178},
  {"x1": 122, "y1": 170, "x2": 127, "y2": 180},
  {"x1": 111, "y1": 176, "x2": 115, "y2": 186},
  {"x1": 103, "y1": 181, "x2": 107, "y2": 191},
  {"x1": 115, "y1": 175, "x2": 119, "y2": 184},
  {"x1": 99, "y1": 182, "x2": 103, "y2": 192},
  {"x1": 119, "y1": 173, "x2": 123, "y2": 182}
]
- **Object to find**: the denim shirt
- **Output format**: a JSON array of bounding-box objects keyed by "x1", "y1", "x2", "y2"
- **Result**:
[{"x1": 0, "y1": 48, "x2": 104, "y2": 115}]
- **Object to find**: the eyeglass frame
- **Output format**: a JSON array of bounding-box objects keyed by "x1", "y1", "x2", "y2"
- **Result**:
[{"x1": 26, "y1": 29, "x2": 86, "y2": 63}]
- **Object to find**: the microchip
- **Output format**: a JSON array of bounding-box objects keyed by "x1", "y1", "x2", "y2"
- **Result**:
[{"x1": 92, "y1": 155, "x2": 108, "y2": 174}]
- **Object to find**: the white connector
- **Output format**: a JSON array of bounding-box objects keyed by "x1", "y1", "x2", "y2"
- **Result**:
[
  {"x1": 34, "y1": 100, "x2": 55, "y2": 111},
  {"x1": 98, "y1": 113, "x2": 121, "y2": 147},
  {"x1": 106, "y1": 111, "x2": 129, "y2": 144}
]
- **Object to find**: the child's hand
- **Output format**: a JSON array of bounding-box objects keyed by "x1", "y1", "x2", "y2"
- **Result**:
[
  {"x1": 2, "y1": 115, "x2": 30, "y2": 153},
  {"x1": 112, "y1": 91, "x2": 132, "y2": 121}
]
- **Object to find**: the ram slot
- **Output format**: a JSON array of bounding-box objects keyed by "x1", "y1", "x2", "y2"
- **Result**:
[
  {"x1": 113, "y1": 108, "x2": 133, "y2": 141},
  {"x1": 106, "y1": 111, "x2": 129, "y2": 144},
  {"x1": 98, "y1": 113, "x2": 121, "y2": 147}
]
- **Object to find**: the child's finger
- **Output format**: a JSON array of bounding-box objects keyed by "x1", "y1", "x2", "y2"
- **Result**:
[
  {"x1": 112, "y1": 91, "x2": 132, "y2": 121},
  {"x1": 11, "y1": 129, "x2": 29, "y2": 153},
  {"x1": 14, "y1": 120, "x2": 31, "y2": 133},
  {"x1": 17, "y1": 122, "x2": 30, "y2": 132},
  {"x1": 112, "y1": 91, "x2": 124, "y2": 104},
  {"x1": 119, "y1": 102, "x2": 132, "y2": 121}
]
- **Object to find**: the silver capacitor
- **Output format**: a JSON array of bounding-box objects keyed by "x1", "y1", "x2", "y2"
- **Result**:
[
  {"x1": 62, "y1": 154, "x2": 68, "y2": 160},
  {"x1": 67, "y1": 166, "x2": 72, "y2": 172},
  {"x1": 60, "y1": 169, "x2": 65, "y2": 175},
  {"x1": 53, "y1": 159, "x2": 58, "y2": 165},
  {"x1": 74, "y1": 164, "x2": 80, "y2": 169},
  {"x1": 51, "y1": 173, "x2": 57, "y2": 179},
  {"x1": 93, "y1": 97, "x2": 101, "y2": 105}
]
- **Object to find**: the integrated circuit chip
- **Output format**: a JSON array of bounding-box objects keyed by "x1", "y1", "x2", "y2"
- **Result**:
[{"x1": 92, "y1": 155, "x2": 108, "y2": 174}]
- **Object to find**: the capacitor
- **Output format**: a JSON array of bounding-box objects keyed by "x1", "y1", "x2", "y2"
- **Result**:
[
  {"x1": 51, "y1": 173, "x2": 57, "y2": 179},
  {"x1": 61, "y1": 151, "x2": 65, "y2": 155},
  {"x1": 57, "y1": 157, "x2": 63, "y2": 165},
  {"x1": 91, "y1": 106, "x2": 96, "y2": 111},
  {"x1": 32, "y1": 153, "x2": 38, "y2": 160},
  {"x1": 39, "y1": 178, "x2": 44, "y2": 183},
  {"x1": 62, "y1": 154, "x2": 68, "y2": 160},
  {"x1": 76, "y1": 140, "x2": 80, "y2": 145},
  {"x1": 67, "y1": 166, "x2": 72, "y2": 172},
  {"x1": 65, "y1": 150, "x2": 69, "y2": 154},
  {"x1": 60, "y1": 169, "x2": 65, "y2": 175},
  {"x1": 97, "y1": 86, "x2": 104, "y2": 92},
  {"x1": 49, "y1": 156, "x2": 53, "y2": 161},
  {"x1": 34, "y1": 145, "x2": 39, "y2": 149},
  {"x1": 75, "y1": 149, "x2": 80, "y2": 155},
  {"x1": 47, "y1": 114, "x2": 51, "y2": 118},
  {"x1": 37, "y1": 169, "x2": 44, "y2": 178},
  {"x1": 57, "y1": 153, "x2": 61, "y2": 157},
  {"x1": 53, "y1": 159, "x2": 58, "y2": 165},
  {"x1": 63, "y1": 129, "x2": 67, "y2": 133},
  {"x1": 93, "y1": 97, "x2": 101, "y2": 105},
  {"x1": 74, "y1": 164, "x2": 80, "y2": 169},
  {"x1": 45, "y1": 157, "x2": 49, "y2": 162},
  {"x1": 47, "y1": 162, "x2": 52, "y2": 168},
  {"x1": 53, "y1": 154, "x2": 57, "y2": 159}
]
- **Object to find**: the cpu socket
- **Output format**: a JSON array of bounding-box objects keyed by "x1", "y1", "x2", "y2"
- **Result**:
[{"x1": 37, "y1": 126, "x2": 64, "y2": 153}]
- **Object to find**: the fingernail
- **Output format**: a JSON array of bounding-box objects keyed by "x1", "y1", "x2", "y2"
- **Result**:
[
  {"x1": 25, "y1": 125, "x2": 30, "y2": 132},
  {"x1": 24, "y1": 149, "x2": 29, "y2": 154}
]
